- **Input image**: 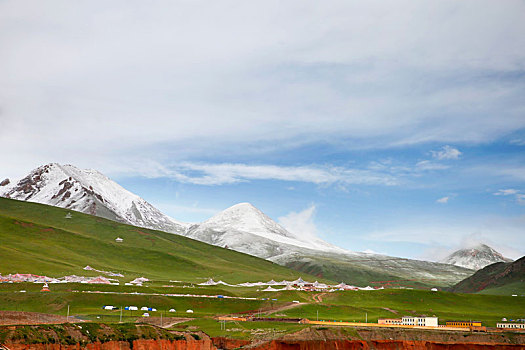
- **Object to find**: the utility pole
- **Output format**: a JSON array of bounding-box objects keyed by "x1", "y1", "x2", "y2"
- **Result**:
[
  {"x1": 317, "y1": 310, "x2": 319, "y2": 321},
  {"x1": 67, "y1": 305, "x2": 70, "y2": 323},
  {"x1": 365, "y1": 312, "x2": 367, "y2": 323},
  {"x1": 120, "y1": 307, "x2": 123, "y2": 323},
  {"x1": 161, "y1": 312, "x2": 163, "y2": 327}
]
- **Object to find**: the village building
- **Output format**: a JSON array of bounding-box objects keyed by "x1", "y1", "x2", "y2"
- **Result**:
[
  {"x1": 115, "y1": 237, "x2": 123, "y2": 243},
  {"x1": 445, "y1": 321, "x2": 482, "y2": 328},
  {"x1": 402, "y1": 316, "x2": 438, "y2": 327},
  {"x1": 378, "y1": 318, "x2": 403, "y2": 325},
  {"x1": 497, "y1": 322, "x2": 525, "y2": 329}
]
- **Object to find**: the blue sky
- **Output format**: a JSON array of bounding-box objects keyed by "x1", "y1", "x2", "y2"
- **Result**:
[{"x1": 1, "y1": 0, "x2": 525, "y2": 260}]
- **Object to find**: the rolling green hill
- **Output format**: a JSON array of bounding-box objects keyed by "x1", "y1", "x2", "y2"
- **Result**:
[
  {"x1": 0, "y1": 197, "x2": 321, "y2": 283},
  {"x1": 450, "y1": 256, "x2": 525, "y2": 294}
]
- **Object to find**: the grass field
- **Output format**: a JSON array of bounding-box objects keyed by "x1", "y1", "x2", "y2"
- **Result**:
[
  {"x1": 1, "y1": 282, "x2": 524, "y2": 328},
  {"x1": 269, "y1": 289, "x2": 525, "y2": 327},
  {"x1": 478, "y1": 281, "x2": 525, "y2": 296},
  {"x1": 1, "y1": 197, "x2": 524, "y2": 335},
  {"x1": 0, "y1": 198, "x2": 321, "y2": 284}
]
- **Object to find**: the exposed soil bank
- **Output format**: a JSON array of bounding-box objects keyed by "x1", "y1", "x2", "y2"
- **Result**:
[
  {"x1": 0, "y1": 311, "x2": 82, "y2": 325},
  {"x1": 1, "y1": 323, "x2": 524, "y2": 349},
  {"x1": 4, "y1": 339, "x2": 215, "y2": 350},
  {"x1": 249, "y1": 339, "x2": 523, "y2": 350}
]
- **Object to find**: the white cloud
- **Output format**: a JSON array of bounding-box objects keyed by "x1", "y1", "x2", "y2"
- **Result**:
[
  {"x1": 278, "y1": 205, "x2": 320, "y2": 242},
  {"x1": 415, "y1": 160, "x2": 450, "y2": 171},
  {"x1": 493, "y1": 189, "x2": 519, "y2": 196},
  {"x1": 436, "y1": 196, "x2": 449, "y2": 204},
  {"x1": 362, "y1": 249, "x2": 381, "y2": 255},
  {"x1": 493, "y1": 189, "x2": 525, "y2": 205},
  {"x1": 431, "y1": 145, "x2": 462, "y2": 160},
  {"x1": 1, "y1": 1, "x2": 525, "y2": 178},
  {"x1": 123, "y1": 162, "x2": 398, "y2": 187}
]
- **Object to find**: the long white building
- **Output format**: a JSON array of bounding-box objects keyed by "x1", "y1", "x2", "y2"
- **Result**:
[
  {"x1": 402, "y1": 316, "x2": 439, "y2": 327},
  {"x1": 497, "y1": 323, "x2": 525, "y2": 329}
]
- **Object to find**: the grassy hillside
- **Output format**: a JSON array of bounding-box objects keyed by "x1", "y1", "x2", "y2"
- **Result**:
[
  {"x1": 281, "y1": 253, "x2": 473, "y2": 288},
  {"x1": 451, "y1": 256, "x2": 525, "y2": 294},
  {"x1": 0, "y1": 198, "x2": 320, "y2": 283},
  {"x1": 477, "y1": 281, "x2": 525, "y2": 296}
]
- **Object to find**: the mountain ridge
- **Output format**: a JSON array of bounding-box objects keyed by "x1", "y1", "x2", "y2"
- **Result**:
[
  {"x1": 450, "y1": 255, "x2": 525, "y2": 293},
  {"x1": 1, "y1": 163, "x2": 475, "y2": 287},
  {"x1": 0, "y1": 163, "x2": 188, "y2": 234},
  {"x1": 440, "y1": 244, "x2": 512, "y2": 270}
]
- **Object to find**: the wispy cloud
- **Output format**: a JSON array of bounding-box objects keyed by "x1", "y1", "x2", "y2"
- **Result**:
[
  {"x1": 436, "y1": 196, "x2": 450, "y2": 204},
  {"x1": 510, "y1": 138, "x2": 525, "y2": 146},
  {"x1": 415, "y1": 160, "x2": 450, "y2": 171},
  {"x1": 278, "y1": 205, "x2": 319, "y2": 241},
  {"x1": 494, "y1": 188, "x2": 525, "y2": 205},
  {"x1": 431, "y1": 145, "x2": 462, "y2": 160},
  {"x1": 493, "y1": 189, "x2": 519, "y2": 196},
  {"x1": 134, "y1": 162, "x2": 399, "y2": 187}
]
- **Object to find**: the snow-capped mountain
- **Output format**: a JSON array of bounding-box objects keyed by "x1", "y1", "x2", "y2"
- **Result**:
[
  {"x1": 1, "y1": 163, "x2": 476, "y2": 286},
  {"x1": 184, "y1": 202, "x2": 347, "y2": 258},
  {"x1": 0, "y1": 163, "x2": 188, "y2": 233},
  {"x1": 441, "y1": 244, "x2": 513, "y2": 270},
  {"x1": 183, "y1": 203, "x2": 474, "y2": 285}
]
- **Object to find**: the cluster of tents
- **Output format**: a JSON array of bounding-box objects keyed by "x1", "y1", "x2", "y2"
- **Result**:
[
  {"x1": 198, "y1": 278, "x2": 383, "y2": 292},
  {"x1": 0, "y1": 273, "x2": 118, "y2": 285}
]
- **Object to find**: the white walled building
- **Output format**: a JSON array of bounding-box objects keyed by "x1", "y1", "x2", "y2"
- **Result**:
[
  {"x1": 402, "y1": 316, "x2": 439, "y2": 327},
  {"x1": 497, "y1": 323, "x2": 525, "y2": 329}
]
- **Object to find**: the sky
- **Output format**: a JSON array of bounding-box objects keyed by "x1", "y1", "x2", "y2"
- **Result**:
[{"x1": 1, "y1": 0, "x2": 525, "y2": 260}]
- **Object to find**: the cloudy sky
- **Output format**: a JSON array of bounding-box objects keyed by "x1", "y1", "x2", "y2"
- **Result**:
[{"x1": 1, "y1": 0, "x2": 525, "y2": 260}]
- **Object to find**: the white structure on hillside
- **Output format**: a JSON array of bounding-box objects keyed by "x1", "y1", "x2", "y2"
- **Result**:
[
  {"x1": 115, "y1": 237, "x2": 123, "y2": 243},
  {"x1": 402, "y1": 316, "x2": 438, "y2": 327}
]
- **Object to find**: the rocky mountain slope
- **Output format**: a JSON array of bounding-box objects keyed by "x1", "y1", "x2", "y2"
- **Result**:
[
  {"x1": 440, "y1": 244, "x2": 512, "y2": 270},
  {"x1": 0, "y1": 163, "x2": 188, "y2": 233},
  {"x1": 450, "y1": 255, "x2": 525, "y2": 293}
]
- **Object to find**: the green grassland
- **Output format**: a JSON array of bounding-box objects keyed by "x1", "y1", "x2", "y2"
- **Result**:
[
  {"x1": 1, "y1": 197, "x2": 524, "y2": 334},
  {"x1": 269, "y1": 289, "x2": 525, "y2": 327},
  {"x1": 171, "y1": 318, "x2": 312, "y2": 339},
  {"x1": 1, "y1": 281, "x2": 524, "y2": 328},
  {"x1": 478, "y1": 281, "x2": 525, "y2": 296},
  {"x1": 0, "y1": 197, "x2": 320, "y2": 283}
]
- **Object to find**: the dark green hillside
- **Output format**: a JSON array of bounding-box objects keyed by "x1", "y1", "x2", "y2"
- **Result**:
[
  {"x1": 0, "y1": 198, "x2": 321, "y2": 283},
  {"x1": 451, "y1": 256, "x2": 525, "y2": 294}
]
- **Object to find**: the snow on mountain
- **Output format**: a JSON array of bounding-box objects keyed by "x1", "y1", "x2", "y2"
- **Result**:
[
  {"x1": 0, "y1": 163, "x2": 188, "y2": 233},
  {"x1": 1, "y1": 163, "x2": 476, "y2": 286},
  {"x1": 184, "y1": 202, "x2": 347, "y2": 258},
  {"x1": 440, "y1": 244, "x2": 513, "y2": 270}
]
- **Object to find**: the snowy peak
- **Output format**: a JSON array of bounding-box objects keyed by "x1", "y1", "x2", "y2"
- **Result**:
[
  {"x1": 201, "y1": 202, "x2": 295, "y2": 239},
  {"x1": 441, "y1": 244, "x2": 513, "y2": 270},
  {"x1": 186, "y1": 201, "x2": 347, "y2": 258},
  {"x1": 1, "y1": 163, "x2": 188, "y2": 233}
]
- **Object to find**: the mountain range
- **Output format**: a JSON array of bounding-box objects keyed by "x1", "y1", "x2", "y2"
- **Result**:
[{"x1": 1, "y1": 163, "x2": 479, "y2": 287}]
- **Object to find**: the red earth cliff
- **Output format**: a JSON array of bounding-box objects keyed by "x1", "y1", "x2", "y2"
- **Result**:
[
  {"x1": 250, "y1": 340, "x2": 524, "y2": 350},
  {"x1": 5, "y1": 339, "x2": 217, "y2": 350}
]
